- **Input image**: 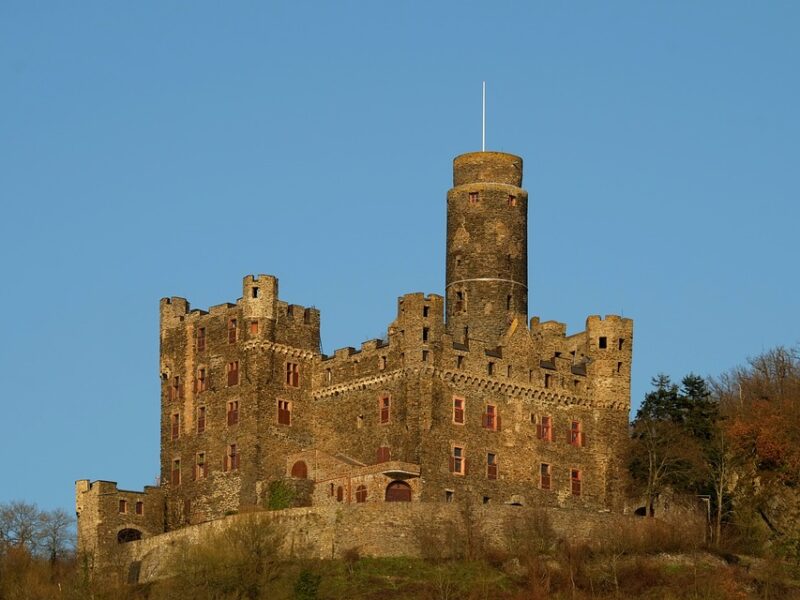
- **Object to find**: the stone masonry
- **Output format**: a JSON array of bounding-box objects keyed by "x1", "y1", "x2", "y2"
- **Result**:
[{"x1": 76, "y1": 150, "x2": 633, "y2": 566}]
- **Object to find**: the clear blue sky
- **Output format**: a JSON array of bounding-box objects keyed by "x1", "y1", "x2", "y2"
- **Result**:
[{"x1": 1, "y1": 3, "x2": 798, "y2": 512}]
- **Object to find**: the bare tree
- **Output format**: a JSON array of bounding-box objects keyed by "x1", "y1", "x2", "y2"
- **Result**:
[
  {"x1": 38, "y1": 508, "x2": 75, "y2": 562},
  {"x1": 0, "y1": 501, "x2": 41, "y2": 552}
]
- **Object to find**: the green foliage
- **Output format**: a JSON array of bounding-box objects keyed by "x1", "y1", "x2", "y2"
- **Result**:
[
  {"x1": 293, "y1": 569, "x2": 321, "y2": 600},
  {"x1": 268, "y1": 480, "x2": 295, "y2": 511}
]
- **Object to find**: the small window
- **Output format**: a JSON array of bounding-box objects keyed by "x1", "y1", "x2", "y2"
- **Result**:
[
  {"x1": 423, "y1": 305, "x2": 429, "y2": 318},
  {"x1": 119, "y1": 499, "x2": 128, "y2": 514},
  {"x1": 336, "y1": 486, "x2": 344, "y2": 502},
  {"x1": 507, "y1": 365, "x2": 512, "y2": 378},
  {"x1": 379, "y1": 395, "x2": 390, "y2": 424},
  {"x1": 355, "y1": 485, "x2": 367, "y2": 503},
  {"x1": 329, "y1": 483, "x2": 335, "y2": 497},
  {"x1": 445, "y1": 490, "x2": 454, "y2": 503},
  {"x1": 422, "y1": 350, "x2": 429, "y2": 362},
  {"x1": 570, "y1": 421, "x2": 583, "y2": 447},
  {"x1": 487, "y1": 453, "x2": 498, "y2": 480},
  {"x1": 227, "y1": 400, "x2": 239, "y2": 426},
  {"x1": 538, "y1": 416, "x2": 552, "y2": 442},
  {"x1": 195, "y1": 367, "x2": 207, "y2": 393},
  {"x1": 227, "y1": 361, "x2": 239, "y2": 386},
  {"x1": 357, "y1": 415, "x2": 364, "y2": 429},
  {"x1": 455, "y1": 290, "x2": 465, "y2": 313},
  {"x1": 170, "y1": 376, "x2": 183, "y2": 401},
  {"x1": 326, "y1": 368, "x2": 332, "y2": 384},
  {"x1": 197, "y1": 406, "x2": 206, "y2": 434},
  {"x1": 483, "y1": 496, "x2": 491, "y2": 504},
  {"x1": 196, "y1": 327, "x2": 206, "y2": 352},
  {"x1": 286, "y1": 362, "x2": 300, "y2": 387},
  {"x1": 540, "y1": 463, "x2": 551, "y2": 490},
  {"x1": 468, "y1": 191, "x2": 479, "y2": 204},
  {"x1": 376, "y1": 446, "x2": 391, "y2": 463},
  {"x1": 422, "y1": 327, "x2": 429, "y2": 342},
  {"x1": 618, "y1": 338, "x2": 625, "y2": 350},
  {"x1": 506, "y1": 294, "x2": 512, "y2": 310},
  {"x1": 450, "y1": 446, "x2": 465, "y2": 475},
  {"x1": 483, "y1": 405, "x2": 499, "y2": 430},
  {"x1": 228, "y1": 319, "x2": 238, "y2": 344},
  {"x1": 599, "y1": 336, "x2": 607, "y2": 349},
  {"x1": 544, "y1": 373, "x2": 551, "y2": 388},
  {"x1": 171, "y1": 413, "x2": 180, "y2": 440},
  {"x1": 456, "y1": 355, "x2": 464, "y2": 369},
  {"x1": 617, "y1": 361, "x2": 623, "y2": 373},
  {"x1": 251, "y1": 287, "x2": 259, "y2": 298},
  {"x1": 571, "y1": 469, "x2": 581, "y2": 496},
  {"x1": 508, "y1": 194, "x2": 517, "y2": 207},
  {"x1": 172, "y1": 459, "x2": 181, "y2": 486},
  {"x1": 379, "y1": 356, "x2": 387, "y2": 371},
  {"x1": 195, "y1": 452, "x2": 207, "y2": 480},
  {"x1": 224, "y1": 444, "x2": 239, "y2": 472},
  {"x1": 277, "y1": 400, "x2": 291, "y2": 426},
  {"x1": 249, "y1": 320, "x2": 259, "y2": 335},
  {"x1": 453, "y1": 397, "x2": 465, "y2": 424},
  {"x1": 135, "y1": 501, "x2": 144, "y2": 515},
  {"x1": 488, "y1": 362, "x2": 494, "y2": 376}
]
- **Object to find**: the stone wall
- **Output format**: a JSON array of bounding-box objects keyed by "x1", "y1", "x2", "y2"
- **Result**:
[{"x1": 119, "y1": 502, "x2": 637, "y2": 584}]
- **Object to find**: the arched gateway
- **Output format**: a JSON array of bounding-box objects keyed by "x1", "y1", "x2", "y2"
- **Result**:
[{"x1": 385, "y1": 480, "x2": 412, "y2": 502}]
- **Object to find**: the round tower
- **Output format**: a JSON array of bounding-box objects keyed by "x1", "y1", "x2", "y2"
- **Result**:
[{"x1": 446, "y1": 151, "x2": 528, "y2": 346}]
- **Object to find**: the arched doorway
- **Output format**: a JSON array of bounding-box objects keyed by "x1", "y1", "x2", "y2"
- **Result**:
[
  {"x1": 385, "y1": 480, "x2": 412, "y2": 502},
  {"x1": 117, "y1": 528, "x2": 142, "y2": 543},
  {"x1": 291, "y1": 460, "x2": 308, "y2": 479}
]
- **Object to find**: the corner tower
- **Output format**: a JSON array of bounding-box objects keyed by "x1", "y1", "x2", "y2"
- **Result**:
[{"x1": 446, "y1": 151, "x2": 528, "y2": 346}]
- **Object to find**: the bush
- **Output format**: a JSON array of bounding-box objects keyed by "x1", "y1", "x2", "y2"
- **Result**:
[{"x1": 268, "y1": 480, "x2": 295, "y2": 511}]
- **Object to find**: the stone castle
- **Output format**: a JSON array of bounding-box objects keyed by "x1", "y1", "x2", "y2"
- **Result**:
[{"x1": 76, "y1": 150, "x2": 633, "y2": 563}]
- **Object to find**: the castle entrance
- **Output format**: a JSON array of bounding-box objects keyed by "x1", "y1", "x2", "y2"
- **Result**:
[{"x1": 385, "y1": 480, "x2": 412, "y2": 502}]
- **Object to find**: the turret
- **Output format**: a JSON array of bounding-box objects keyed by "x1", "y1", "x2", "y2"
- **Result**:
[{"x1": 445, "y1": 152, "x2": 528, "y2": 347}]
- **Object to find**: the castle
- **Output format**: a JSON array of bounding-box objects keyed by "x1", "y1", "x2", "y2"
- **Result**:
[{"x1": 76, "y1": 150, "x2": 633, "y2": 563}]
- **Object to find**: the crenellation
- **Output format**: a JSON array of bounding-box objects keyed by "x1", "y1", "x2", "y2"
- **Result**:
[{"x1": 78, "y1": 148, "x2": 634, "y2": 570}]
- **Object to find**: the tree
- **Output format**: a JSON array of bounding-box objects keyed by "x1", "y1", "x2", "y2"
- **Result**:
[
  {"x1": 0, "y1": 501, "x2": 41, "y2": 553},
  {"x1": 38, "y1": 508, "x2": 74, "y2": 563}
]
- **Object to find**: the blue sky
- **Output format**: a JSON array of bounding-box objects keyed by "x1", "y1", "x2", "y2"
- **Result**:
[{"x1": 1, "y1": 3, "x2": 797, "y2": 512}]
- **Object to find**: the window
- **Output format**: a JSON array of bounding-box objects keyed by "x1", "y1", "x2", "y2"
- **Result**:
[
  {"x1": 355, "y1": 485, "x2": 367, "y2": 503},
  {"x1": 286, "y1": 362, "x2": 299, "y2": 387},
  {"x1": 506, "y1": 294, "x2": 512, "y2": 310},
  {"x1": 326, "y1": 368, "x2": 332, "y2": 384},
  {"x1": 224, "y1": 444, "x2": 239, "y2": 471},
  {"x1": 468, "y1": 191, "x2": 479, "y2": 204},
  {"x1": 195, "y1": 368, "x2": 207, "y2": 393},
  {"x1": 540, "y1": 463, "x2": 551, "y2": 490},
  {"x1": 422, "y1": 327, "x2": 429, "y2": 342},
  {"x1": 379, "y1": 356, "x2": 387, "y2": 371},
  {"x1": 598, "y1": 336, "x2": 607, "y2": 349},
  {"x1": 445, "y1": 490, "x2": 454, "y2": 503},
  {"x1": 488, "y1": 362, "x2": 494, "y2": 376},
  {"x1": 456, "y1": 355, "x2": 464, "y2": 369},
  {"x1": 537, "y1": 416, "x2": 552, "y2": 441},
  {"x1": 329, "y1": 483, "x2": 335, "y2": 497},
  {"x1": 507, "y1": 365, "x2": 512, "y2": 378},
  {"x1": 197, "y1": 406, "x2": 206, "y2": 434},
  {"x1": 449, "y1": 446, "x2": 465, "y2": 475},
  {"x1": 544, "y1": 373, "x2": 551, "y2": 388},
  {"x1": 172, "y1": 459, "x2": 181, "y2": 486},
  {"x1": 379, "y1": 395, "x2": 390, "y2": 424},
  {"x1": 508, "y1": 194, "x2": 517, "y2": 207},
  {"x1": 291, "y1": 461, "x2": 308, "y2": 479},
  {"x1": 357, "y1": 415, "x2": 364, "y2": 429},
  {"x1": 227, "y1": 361, "x2": 239, "y2": 386},
  {"x1": 196, "y1": 327, "x2": 206, "y2": 352},
  {"x1": 569, "y1": 420, "x2": 586, "y2": 447},
  {"x1": 249, "y1": 320, "x2": 259, "y2": 335},
  {"x1": 376, "y1": 446, "x2": 391, "y2": 463},
  {"x1": 336, "y1": 486, "x2": 344, "y2": 502},
  {"x1": 195, "y1": 453, "x2": 207, "y2": 480},
  {"x1": 251, "y1": 286, "x2": 259, "y2": 298},
  {"x1": 423, "y1": 305, "x2": 429, "y2": 318},
  {"x1": 483, "y1": 405, "x2": 500, "y2": 430},
  {"x1": 227, "y1": 400, "x2": 239, "y2": 426},
  {"x1": 170, "y1": 376, "x2": 183, "y2": 401},
  {"x1": 571, "y1": 469, "x2": 581, "y2": 496},
  {"x1": 119, "y1": 499, "x2": 128, "y2": 514},
  {"x1": 228, "y1": 319, "x2": 238, "y2": 344},
  {"x1": 277, "y1": 400, "x2": 291, "y2": 425},
  {"x1": 135, "y1": 501, "x2": 144, "y2": 515},
  {"x1": 453, "y1": 397, "x2": 465, "y2": 424},
  {"x1": 618, "y1": 338, "x2": 625, "y2": 351},
  {"x1": 617, "y1": 362, "x2": 623, "y2": 373},
  {"x1": 171, "y1": 413, "x2": 180, "y2": 440},
  {"x1": 422, "y1": 350, "x2": 429, "y2": 362},
  {"x1": 487, "y1": 453, "x2": 498, "y2": 480},
  {"x1": 455, "y1": 290, "x2": 465, "y2": 313}
]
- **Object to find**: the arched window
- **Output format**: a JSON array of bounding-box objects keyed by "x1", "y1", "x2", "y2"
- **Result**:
[
  {"x1": 385, "y1": 480, "x2": 412, "y2": 502},
  {"x1": 336, "y1": 486, "x2": 344, "y2": 502},
  {"x1": 290, "y1": 460, "x2": 308, "y2": 479},
  {"x1": 117, "y1": 528, "x2": 142, "y2": 544},
  {"x1": 355, "y1": 485, "x2": 367, "y2": 503}
]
